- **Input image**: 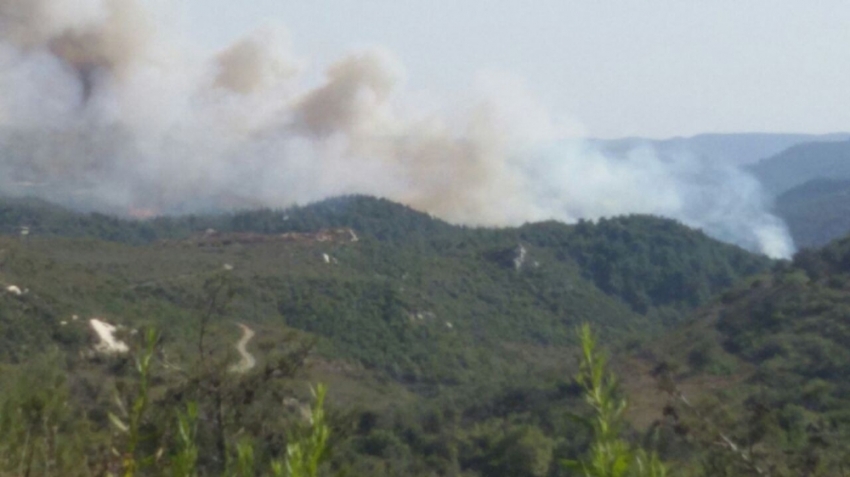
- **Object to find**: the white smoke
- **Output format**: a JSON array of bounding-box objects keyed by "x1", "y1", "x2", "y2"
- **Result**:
[
  {"x1": 525, "y1": 143, "x2": 794, "y2": 258},
  {"x1": 0, "y1": 0, "x2": 794, "y2": 258}
]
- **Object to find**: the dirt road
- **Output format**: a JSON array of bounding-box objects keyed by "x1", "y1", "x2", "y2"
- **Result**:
[{"x1": 229, "y1": 323, "x2": 256, "y2": 373}]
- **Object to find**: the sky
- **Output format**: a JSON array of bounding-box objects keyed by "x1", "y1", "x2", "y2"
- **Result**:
[{"x1": 172, "y1": 0, "x2": 850, "y2": 139}]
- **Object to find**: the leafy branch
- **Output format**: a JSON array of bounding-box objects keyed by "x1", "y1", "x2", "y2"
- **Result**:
[{"x1": 563, "y1": 324, "x2": 668, "y2": 477}]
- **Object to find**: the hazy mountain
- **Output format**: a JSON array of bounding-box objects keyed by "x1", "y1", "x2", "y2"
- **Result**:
[
  {"x1": 773, "y1": 178, "x2": 850, "y2": 249},
  {"x1": 748, "y1": 139, "x2": 850, "y2": 196},
  {"x1": 591, "y1": 132, "x2": 850, "y2": 165}
]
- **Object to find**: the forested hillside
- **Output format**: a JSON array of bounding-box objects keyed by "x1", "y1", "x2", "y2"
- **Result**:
[
  {"x1": 639, "y1": 233, "x2": 850, "y2": 475},
  {"x1": 0, "y1": 195, "x2": 774, "y2": 476}
]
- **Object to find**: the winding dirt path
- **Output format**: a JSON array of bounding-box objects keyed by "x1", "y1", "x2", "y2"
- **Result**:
[{"x1": 229, "y1": 323, "x2": 256, "y2": 373}]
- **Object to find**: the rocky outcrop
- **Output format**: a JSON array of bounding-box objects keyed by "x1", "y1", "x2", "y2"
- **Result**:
[{"x1": 89, "y1": 318, "x2": 130, "y2": 355}]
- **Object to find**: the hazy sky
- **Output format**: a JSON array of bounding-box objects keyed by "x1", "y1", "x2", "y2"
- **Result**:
[{"x1": 172, "y1": 1, "x2": 850, "y2": 139}]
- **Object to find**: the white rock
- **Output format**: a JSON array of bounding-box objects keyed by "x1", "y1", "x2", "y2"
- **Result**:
[
  {"x1": 513, "y1": 244, "x2": 528, "y2": 271},
  {"x1": 6, "y1": 285, "x2": 21, "y2": 296},
  {"x1": 323, "y1": 253, "x2": 331, "y2": 264},
  {"x1": 89, "y1": 318, "x2": 130, "y2": 355}
]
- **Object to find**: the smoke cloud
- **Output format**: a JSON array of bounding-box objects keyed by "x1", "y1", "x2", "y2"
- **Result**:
[{"x1": 0, "y1": 0, "x2": 794, "y2": 258}]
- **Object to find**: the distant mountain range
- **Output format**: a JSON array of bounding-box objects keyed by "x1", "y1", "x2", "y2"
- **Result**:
[
  {"x1": 748, "y1": 139, "x2": 850, "y2": 196},
  {"x1": 738, "y1": 139, "x2": 850, "y2": 249},
  {"x1": 591, "y1": 132, "x2": 850, "y2": 165},
  {"x1": 772, "y1": 178, "x2": 850, "y2": 249}
]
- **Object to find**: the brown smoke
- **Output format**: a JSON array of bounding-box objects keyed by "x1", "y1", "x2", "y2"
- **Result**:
[
  {"x1": 1, "y1": 0, "x2": 151, "y2": 100},
  {"x1": 214, "y1": 30, "x2": 299, "y2": 94},
  {"x1": 294, "y1": 50, "x2": 400, "y2": 137}
]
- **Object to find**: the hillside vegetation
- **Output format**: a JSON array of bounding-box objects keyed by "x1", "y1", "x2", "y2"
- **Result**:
[
  {"x1": 0, "y1": 195, "x2": 774, "y2": 476},
  {"x1": 639, "y1": 233, "x2": 850, "y2": 475}
]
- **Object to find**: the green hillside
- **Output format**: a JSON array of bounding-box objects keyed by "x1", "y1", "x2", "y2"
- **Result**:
[
  {"x1": 0, "y1": 197, "x2": 771, "y2": 376},
  {"x1": 0, "y1": 195, "x2": 459, "y2": 245},
  {"x1": 638, "y1": 233, "x2": 850, "y2": 475},
  {"x1": 0, "y1": 196, "x2": 774, "y2": 476}
]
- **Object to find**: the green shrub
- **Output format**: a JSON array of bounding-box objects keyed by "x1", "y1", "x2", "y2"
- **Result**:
[{"x1": 563, "y1": 324, "x2": 668, "y2": 477}]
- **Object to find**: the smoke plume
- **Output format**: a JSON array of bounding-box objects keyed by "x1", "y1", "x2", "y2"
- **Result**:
[{"x1": 0, "y1": 0, "x2": 794, "y2": 258}]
